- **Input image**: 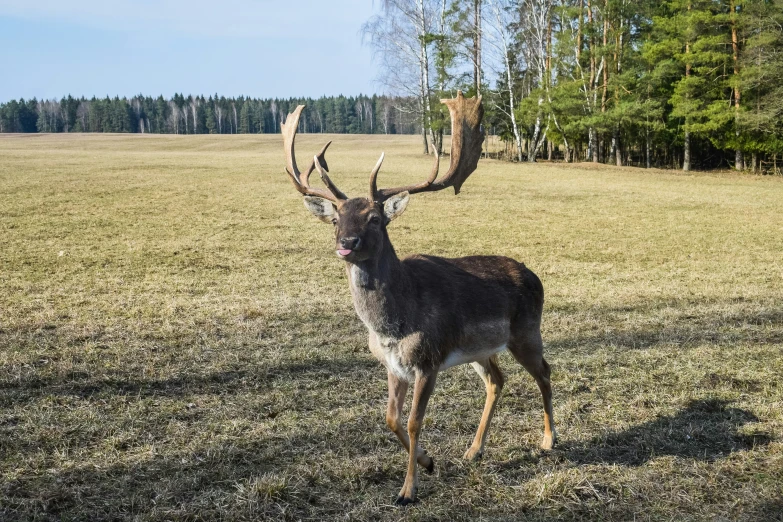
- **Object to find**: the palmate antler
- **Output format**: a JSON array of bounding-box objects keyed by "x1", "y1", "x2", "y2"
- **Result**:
[
  {"x1": 282, "y1": 105, "x2": 347, "y2": 203},
  {"x1": 282, "y1": 92, "x2": 483, "y2": 204},
  {"x1": 370, "y1": 91, "x2": 484, "y2": 203}
]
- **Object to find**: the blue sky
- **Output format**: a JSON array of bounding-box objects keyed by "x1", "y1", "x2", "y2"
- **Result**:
[{"x1": 0, "y1": 0, "x2": 380, "y2": 101}]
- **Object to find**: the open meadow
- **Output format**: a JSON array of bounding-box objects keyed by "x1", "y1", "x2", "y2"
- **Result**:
[{"x1": 1, "y1": 133, "x2": 782, "y2": 521}]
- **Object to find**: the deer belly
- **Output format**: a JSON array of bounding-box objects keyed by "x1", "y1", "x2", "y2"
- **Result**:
[{"x1": 440, "y1": 344, "x2": 508, "y2": 371}]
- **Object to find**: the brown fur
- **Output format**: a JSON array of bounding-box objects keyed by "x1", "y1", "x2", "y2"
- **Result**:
[
  {"x1": 322, "y1": 197, "x2": 556, "y2": 505},
  {"x1": 283, "y1": 94, "x2": 552, "y2": 505}
]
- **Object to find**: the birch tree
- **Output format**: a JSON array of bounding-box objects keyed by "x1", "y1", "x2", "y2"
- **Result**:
[
  {"x1": 484, "y1": 0, "x2": 523, "y2": 161},
  {"x1": 363, "y1": 0, "x2": 441, "y2": 154}
]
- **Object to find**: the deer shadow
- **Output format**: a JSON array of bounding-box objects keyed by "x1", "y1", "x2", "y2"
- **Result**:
[
  {"x1": 1, "y1": 425, "x2": 364, "y2": 521},
  {"x1": 546, "y1": 302, "x2": 783, "y2": 352},
  {"x1": 748, "y1": 498, "x2": 783, "y2": 522},
  {"x1": 0, "y1": 352, "x2": 377, "y2": 408},
  {"x1": 558, "y1": 398, "x2": 772, "y2": 467}
]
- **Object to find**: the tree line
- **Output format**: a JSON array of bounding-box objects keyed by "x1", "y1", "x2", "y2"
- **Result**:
[
  {"x1": 0, "y1": 94, "x2": 422, "y2": 136},
  {"x1": 364, "y1": 0, "x2": 783, "y2": 171}
]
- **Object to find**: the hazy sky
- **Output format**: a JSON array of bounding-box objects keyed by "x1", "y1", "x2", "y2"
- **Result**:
[{"x1": 0, "y1": 0, "x2": 381, "y2": 101}]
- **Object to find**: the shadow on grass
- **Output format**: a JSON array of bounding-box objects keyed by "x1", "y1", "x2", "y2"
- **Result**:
[
  {"x1": 1, "y1": 357, "x2": 386, "y2": 520},
  {"x1": 547, "y1": 303, "x2": 783, "y2": 351},
  {"x1": 749, "y1": 498, "x2": 783, "y2": 522},
  {"x1": 1, "y1": 427, "x2": 355, "y2": 521},
  {"x1": 560, "y1": 398, "x2": 772, "y2": 466},
  {"x1": 0, "y1": 355, "x2": 378, "y2": 407}
]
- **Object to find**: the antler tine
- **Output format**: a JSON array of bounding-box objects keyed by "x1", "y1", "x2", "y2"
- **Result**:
[
  {"x1": 368, "y1": 152, "x2": 385, "y2": 200},
  {"x1": 374, "y1": 91, "x2": 483, "y2": 202},
  {"x1": 299, "y1": 140, "x2": 332, "y2": 189},
  {"x1": 281, "y1": 105, "x2": 347, "y2": 202},
  {"x1": 313, "y1": 155, "x2": 348, "y2": 200}
]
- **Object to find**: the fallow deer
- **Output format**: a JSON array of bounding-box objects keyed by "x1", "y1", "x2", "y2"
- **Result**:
[{"x1": 281, "y1": 92, "x2": 555, "y2": 505}]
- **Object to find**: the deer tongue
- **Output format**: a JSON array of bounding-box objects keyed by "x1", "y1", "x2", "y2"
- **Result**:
[{"x1": 337, "y1": 249, "x2": 352, "y2": 257}]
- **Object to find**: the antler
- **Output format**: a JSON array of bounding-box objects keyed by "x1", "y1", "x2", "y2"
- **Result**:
[
  {"x1": 282, "y1": 105, "x2": 348, "y2": 202},
  {"x1": 371, "y1": 91, "x2": 484, "y2": 203}
]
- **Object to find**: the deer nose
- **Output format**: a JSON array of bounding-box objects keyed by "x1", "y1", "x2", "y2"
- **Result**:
[{"x1": 340, "y1": 237, "x2": 361, "y2": 250}]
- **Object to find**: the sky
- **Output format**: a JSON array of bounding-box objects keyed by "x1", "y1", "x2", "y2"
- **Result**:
[{"x1": 0, "y1": 0, "x2": 381, "y2": 102}]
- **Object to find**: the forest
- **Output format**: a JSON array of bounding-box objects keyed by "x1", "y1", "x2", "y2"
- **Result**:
[
  {"x1": 0, "y1": 94, "x2": 419, "y2": 137},
  {"x1": 2, "y1": 0, "x2": 783, "y2": 171},
  {"x1": 365, "y1": 0, "x2": 783, "y2": 171}
]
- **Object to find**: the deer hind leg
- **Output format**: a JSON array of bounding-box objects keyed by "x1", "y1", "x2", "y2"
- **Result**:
[
  {"x1": 395, "y1": 371, "x2": 437, "y2": 506},
  {"x1": 464, "y1": 355, "x2": 505, "y2": 461},
  {"x1": 508, "y1": 331, "x2": 556, "y2": 450},
  {"x1": 386, "y1": 372, "x2": 434, "y2": 473}
]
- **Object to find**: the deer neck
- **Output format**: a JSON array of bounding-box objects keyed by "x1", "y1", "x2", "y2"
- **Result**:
[{"x1": 346, "y1": 233, "x2": 408, "y2": 337}]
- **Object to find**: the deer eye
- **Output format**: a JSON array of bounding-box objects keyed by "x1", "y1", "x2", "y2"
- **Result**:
[
  {"x1": 369, "y1": 215, "x2": 381, "y2": 225},
  {"x1": 331, "y1": 217, "x2": 338, "y2": 225}
]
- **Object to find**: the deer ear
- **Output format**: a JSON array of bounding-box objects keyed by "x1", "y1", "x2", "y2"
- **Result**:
[
  {"x1": 383, "y1": 192, "x2": 409, "y2": 222},
  {"x1": 303, "y1": 196, "x2": 336, "y2": 223}
]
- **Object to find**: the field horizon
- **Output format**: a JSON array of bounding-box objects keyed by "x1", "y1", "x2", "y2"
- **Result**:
[{"x1": 1, "y1": 133, "x2": 781, "y2": 521}]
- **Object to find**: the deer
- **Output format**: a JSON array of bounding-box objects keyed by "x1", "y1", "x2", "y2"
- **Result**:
[{"x1": 281, "y1": 92, "x2": 555, "y2": 506}]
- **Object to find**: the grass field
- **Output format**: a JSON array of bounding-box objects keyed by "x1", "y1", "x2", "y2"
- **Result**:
[{"x1": 1, "y1": 133, "x2": 782, "y2": 521}]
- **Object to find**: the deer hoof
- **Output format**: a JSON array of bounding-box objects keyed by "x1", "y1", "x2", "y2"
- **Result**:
[
  {"x1": 424, "y1": 456, "x2": 435, "y2": 474},
  {"x1": 463, "y1": 447, "x2": 483, "y2": 461},
  {"x1": 541, "y1": 434, "x2": 555, "y2": 451},
  {"x1": 394, "y1": 495, "x2": 418, "y2": 507}
]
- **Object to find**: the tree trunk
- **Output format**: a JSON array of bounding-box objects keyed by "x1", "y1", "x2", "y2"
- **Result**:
[
  {"x1": 614, "y1": 20, "x2": 623, "y2": 167},
  {"x1": 736, "y1": 149, "x2": 744, "y2": 171},
  {"x1": 474, "y1": 0, "x2": 482, "y2": 95},
  {"x1": 494, "y1": 1, "x2": 522, "y2": 162},
  {"x1": 419, "y1": 0, "x2": 435, "y2": 155},
  {"x1": 731, "y1": 0, "x2": 742, "y2": 171},
  {"x1": 600, "y1": 12, "x2": 608, "y2": 164},
  {"x1": 684, "y1": 7, "x2": 691, "y2": 172}
]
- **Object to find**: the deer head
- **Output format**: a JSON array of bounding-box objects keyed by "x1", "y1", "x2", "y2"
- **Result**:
[{"x1": 282, "y1": 92, "x2": 484, "y2": 264}]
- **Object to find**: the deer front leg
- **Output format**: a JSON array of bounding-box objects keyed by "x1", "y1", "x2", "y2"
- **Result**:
[
  {"x1": 395, "y1": 371, "x2": 437, "y2": 506},
  {"x1": 386, "y1": 372, "x2": 434, "y2": 472}
]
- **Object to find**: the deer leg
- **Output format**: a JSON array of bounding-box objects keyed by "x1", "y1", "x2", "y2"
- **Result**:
[
  {"x1": 395, "y1": 371, "x2": 437, "y2": 506},
  {"x1": 464, "y1": 355, "x2": 505, "y2": 461},
  {"x1": 508, "y1": 332, "x2": 556, "y2": 450},
  {"x1": 386, "y1": 371, "x2": 434, "y2": 472}
]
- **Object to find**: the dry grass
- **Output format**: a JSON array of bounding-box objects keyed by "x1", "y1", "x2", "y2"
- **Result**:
[{"x1": 1, "y1": 133, "x2": 782, "y2": 521}]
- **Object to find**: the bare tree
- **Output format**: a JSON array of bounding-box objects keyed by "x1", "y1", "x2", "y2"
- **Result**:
[
  {"x1": 382, "y1": 98, "x2": 393, "y2": 134},
  {"x1": 190, "y1": 97, "x2": 198, "y2": 133},
  {"x1": 270, "y1": 100, "x2": 278, "y2": 132},
  {"x1": 474, "y1": 0, "x2": 483, "y2": 93},
  {"x1": 215, "y1": 103, "x2": 223, "y2": 134},
  {"x1": 484, "y1": 0, "x2": 523, "y2": 161},
  {"x1": 168, "y1": 101, "x2": 180, "y2": 134},
  {"x1": 363, "y1": 0, "x2": 440, "y2": 154},
  {"x1": 363, "y1": 98, "x2": 374, "y2": 133},
  {"x1": 355, "y1": 98, "x2": 364, "y2": 131},
  {"x1": 37, "y1": 100, "x2": 62, "y2": 132},
  {"x1": 519, "y1": 0, "x2": 552, "y2": 162},
  {"x1": 77, "y1": 101, "x2": 90, "y2": 131}
]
